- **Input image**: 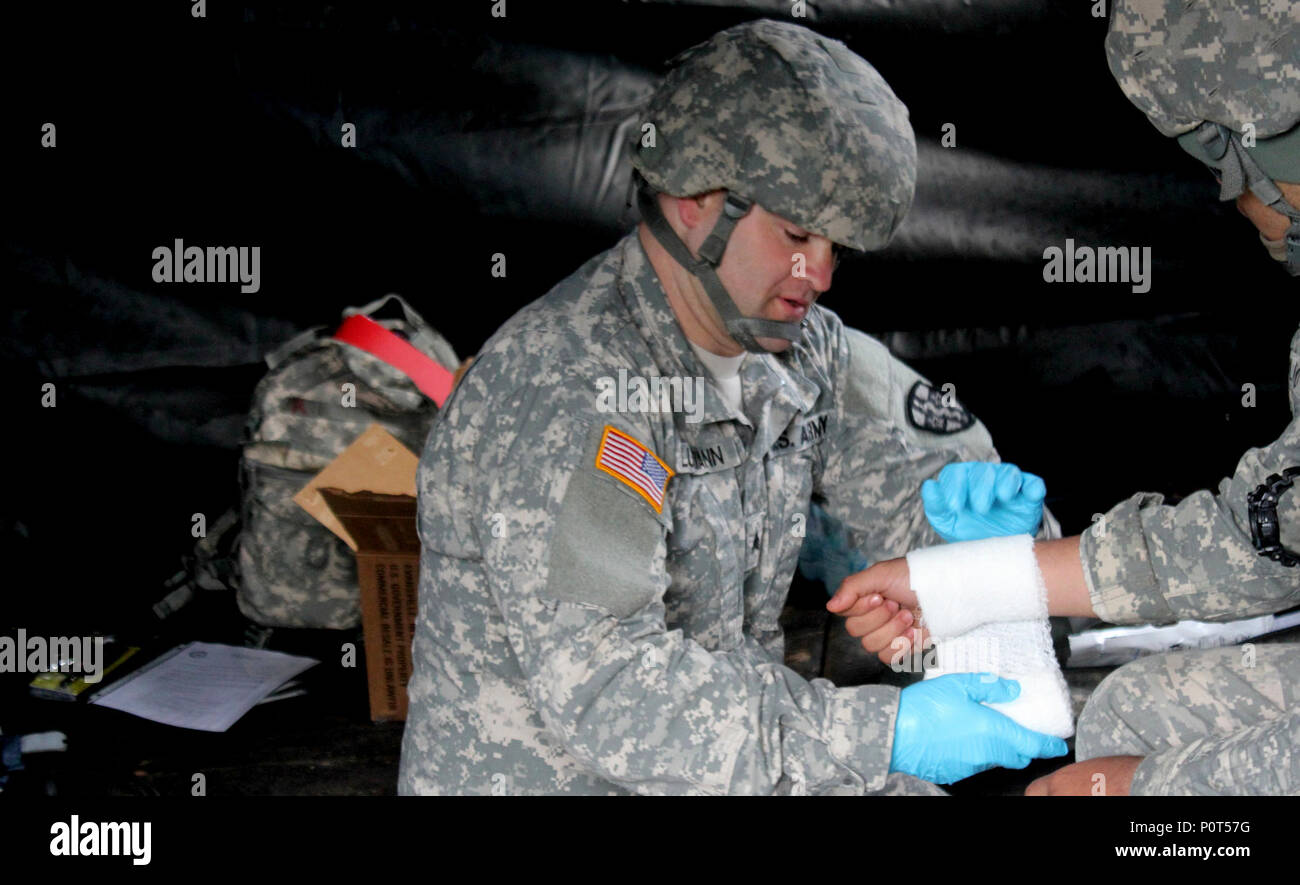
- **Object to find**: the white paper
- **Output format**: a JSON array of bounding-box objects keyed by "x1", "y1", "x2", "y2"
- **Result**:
[{"x1": 90, "y1": 641, "x2": 318, "y2": 732}]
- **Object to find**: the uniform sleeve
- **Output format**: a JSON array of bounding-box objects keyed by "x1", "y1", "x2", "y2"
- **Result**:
[
  {"x1": 1080, "y1": 352, "x2": 1300, "y2": 625},
  {"x1": 472, "y1": 359, "x2": 901, "y2": 795},
  {"x1": 1131, "y1": 711, "x2": 1299, "y2": 795},
  {"x1": 817, "y1": 324, "x2": 1025, "y2": 562}
]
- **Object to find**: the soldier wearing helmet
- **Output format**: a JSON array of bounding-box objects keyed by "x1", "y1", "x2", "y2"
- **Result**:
[
  {"x1": 630, "y1": 19, "x2": 915, "y2": 354},
  {"x1": 397, "y1": 19, "x2": 1066, "y2": 796},
  {"x1": 829, "y1": 1, "x2": 1300, "y2": 795}
]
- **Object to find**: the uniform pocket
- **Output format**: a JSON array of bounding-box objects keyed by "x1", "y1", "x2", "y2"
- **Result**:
[
  {"x1": 663, "y1": 476, "x2": 745, "y2": 650},
  {"x1": 746, "y1": 453, "x2": 815, "y2": 634}
]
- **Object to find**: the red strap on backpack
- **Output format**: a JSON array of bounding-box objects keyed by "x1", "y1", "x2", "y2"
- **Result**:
[{"x1": 333, "y1": 314, "x2": 455, "y2": 407}]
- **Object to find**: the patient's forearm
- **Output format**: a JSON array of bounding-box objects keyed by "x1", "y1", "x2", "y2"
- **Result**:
[{"x1": 1034, "y1": 536, "x2": 1095, "y2": 617}]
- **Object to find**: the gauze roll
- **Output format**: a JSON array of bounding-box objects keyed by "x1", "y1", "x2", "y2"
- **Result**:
[
  {"x1": 906, "y1": 534, "x2": 1045, "y2": 636},
  {"x1": 922, "y1": 621, "x2": 1074, "y2": 738},
  {"x1": 906, "y1": 534, "x2": 1074, "y2": 739}
]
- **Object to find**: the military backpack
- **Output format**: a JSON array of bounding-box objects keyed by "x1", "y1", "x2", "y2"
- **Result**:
[{"x1": 235, "y1": 294, "x2": 458, "y2": 629}]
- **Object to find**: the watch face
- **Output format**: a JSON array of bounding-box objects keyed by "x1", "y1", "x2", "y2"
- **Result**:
[{"x1": 1248, "y1": 471, "x2": 1300, "y2": 566}]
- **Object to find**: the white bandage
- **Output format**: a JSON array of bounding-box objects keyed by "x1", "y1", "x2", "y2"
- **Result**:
[
  {"x1": 924, "y1": 621, "x2": 1075, "y2": 738},
  {"x1": 906, "y1": 534, "x2": 1046, "y2": 637},
  {"x1": 906, "y1": 535, "x2": 1074, "y2": 739}
]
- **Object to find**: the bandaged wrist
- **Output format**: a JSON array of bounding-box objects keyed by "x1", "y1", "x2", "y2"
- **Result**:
[
  {"x1": 909, "y1": 535, "x2": 1073, "y2": 739},
  {"x1": 905, "y1": 534, "x2": 1046, "y2": 638}
]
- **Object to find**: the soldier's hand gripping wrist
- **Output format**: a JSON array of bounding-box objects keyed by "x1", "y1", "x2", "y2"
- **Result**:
[{"x1": 889, "y1": 674, "x2": 1069, "y2": 784}]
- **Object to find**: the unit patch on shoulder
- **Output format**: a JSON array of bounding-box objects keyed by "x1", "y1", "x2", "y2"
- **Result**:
[
  {"x1": 595, "y1": 426, "x2": 675, "y2": 513},
  {"x1": 906, "y1": 380, "x2": 975, "y2": 434}
]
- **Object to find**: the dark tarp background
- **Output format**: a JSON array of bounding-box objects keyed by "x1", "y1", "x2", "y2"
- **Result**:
[{"x1": 4, "y1": 0, "x2": 1298, "y2": 633}]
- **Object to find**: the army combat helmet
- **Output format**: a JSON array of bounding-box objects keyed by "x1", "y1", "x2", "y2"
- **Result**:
[
  {"x1": 631, "y1": 19, "x2": 917, "y2": 352},
  {"x1": 1105, "y1": 0, "x2": 1300, "y2": 275}
]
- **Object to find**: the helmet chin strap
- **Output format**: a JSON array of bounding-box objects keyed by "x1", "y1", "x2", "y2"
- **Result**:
[
  {"x1": 1196, "y1": 123, "x2": 1300, "y2": 276},
  {"x1": 634, "y1": 175, "x2": 806, "y2": 352}
]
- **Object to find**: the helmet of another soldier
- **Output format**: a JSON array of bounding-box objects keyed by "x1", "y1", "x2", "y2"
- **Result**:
[
  {"x1": 1105, "y1": 0, "x2": 1300, "y2": 181},
  {"x1": 1105, "y1": 0, "x2": 1300, "y2": 273}
]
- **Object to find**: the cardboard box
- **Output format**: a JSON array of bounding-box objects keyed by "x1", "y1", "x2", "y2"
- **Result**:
[
  {"x1": 294, "y1": 422, "x2": 420, "y2": 551},
  {"x1": 318, "y1": 486, "x2": 421, "y2": 722},
  {"x1": 296, "y1": 423, "x2": 424, "y2": 722}
]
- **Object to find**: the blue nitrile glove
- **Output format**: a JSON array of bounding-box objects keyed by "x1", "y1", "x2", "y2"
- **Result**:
[
  {"x1": 922, "y1": 461, "x2": 1046, "y2": 543},
  {"x1": 798, "y1": 501, "x2": 870, "y2": 595},
  {"x1": 889, "y1": 674, "x2": 1069, "y2": 784}
]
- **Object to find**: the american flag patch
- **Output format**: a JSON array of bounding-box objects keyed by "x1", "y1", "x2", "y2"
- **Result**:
[{"x1": 595, "y1": 426, "x2": 675, "y2": 513}]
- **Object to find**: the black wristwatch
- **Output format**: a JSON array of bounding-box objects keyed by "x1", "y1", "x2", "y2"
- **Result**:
[{"x1": 1247, "y1": 466, "x2": 1300, "y2": 567}]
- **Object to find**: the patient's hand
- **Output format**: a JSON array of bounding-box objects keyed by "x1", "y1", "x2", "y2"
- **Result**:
[
  {"x1": 827, "y1": 558, "x2": 929, "y2": 664},
  {"x1": 828, "y1": 557, "x2": 916, "y2": 612}
]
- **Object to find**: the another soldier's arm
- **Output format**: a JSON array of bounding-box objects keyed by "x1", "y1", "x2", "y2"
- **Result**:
[
  {"x1": 1081, "y1": 409, "x2": 1300, "y2": 625},
  {"x1": 474, "y1": 368, "x2": 900, "y2": 795}
]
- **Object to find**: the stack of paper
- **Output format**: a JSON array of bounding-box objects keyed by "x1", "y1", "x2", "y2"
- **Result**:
[{"x1": 90, "y1": 642, "x2": 318, "y2": 732}]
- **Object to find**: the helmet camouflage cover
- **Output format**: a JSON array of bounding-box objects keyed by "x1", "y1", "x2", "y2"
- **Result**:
[
  {"x1": 632, "y1": 18, "x2": 917, "y2": 253},
  {"x1": 1105, "y1": 0, "x2": 1300, "y2": 138}
]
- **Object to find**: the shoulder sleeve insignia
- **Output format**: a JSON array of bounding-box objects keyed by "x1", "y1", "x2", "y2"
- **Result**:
[
  {"x1": 595, "y1": 426, "x2": 675, "y2": 513},
  {"x1": 905, "y1": 380, "x2": 976, "y2": 434}
]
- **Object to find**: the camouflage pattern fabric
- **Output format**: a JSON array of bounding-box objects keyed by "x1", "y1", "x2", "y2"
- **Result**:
[
  {"x1": 1105, "y1": 0, "x2": 1300, "y2": 138},
  {"x1": 237, "y1": 295, "x2": 459, "y2": 629},
  {"x1": 1081, "y1": 326, "x2": 1300, "y2": 625},
  {"x1": 1076, "y1": 326, "x2": 1300, "y2": 794},
  {"x1": 1076, "y1": 644, "x2": 1299, "y2": 794},
  {"x1": 397, "y1": 232, "x2": 1003, "y2": 795},
  {"x1": 632, "y1": 18, "x2": 916, "y2": 252}
]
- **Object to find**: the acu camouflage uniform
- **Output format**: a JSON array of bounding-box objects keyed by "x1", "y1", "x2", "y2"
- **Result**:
[
  {"x1": 400, "y1": 19, "x2": 987, "y2": 795},
  {"x1": 396, "y1": 231, "x2": 1002, "y2": 795},
  {"x1": 1077, "y1": 330, "x2": 1300, "y2": 794},
  {"x1": 1078, "y1": 1, "x2": 1300, "y2": 794}
]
